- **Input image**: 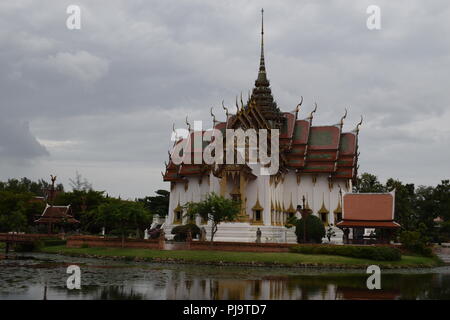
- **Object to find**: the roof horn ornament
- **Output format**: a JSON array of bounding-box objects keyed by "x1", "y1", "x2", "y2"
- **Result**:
[
  {"x1": 308, "y1": 102, "x2": 318, "y2": 121},
  {"x1": 339, "y1": 108, "x2": 348, "y2": 127},
  {"x1": 222, "y1": 100, "x2": 229, "y2": 118},
  {"x1": 235, "y1": 96, "x2": 240, "y2": 113},
  {"x1": 240, "y1": 92, "x2": 245, "y2": 109},
  {"x1": 185, "y1": 116, "x2": 192, "y2": 132},
  {"x1": 294, "y1": 96, "x2": 303, "y2": 119},
  {"x1": 354, "y1": 115, "x2": 363, "y2": 134},
  {"x1": 172, "y1": 123, "x2": 179, "y2": 141},
  {"x1": 210, "y1": 107, "x2": 216, "y2": 126}
]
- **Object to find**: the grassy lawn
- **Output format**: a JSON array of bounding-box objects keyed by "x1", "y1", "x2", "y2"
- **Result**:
[{"x1": 40, "y1": 245, "x2": 441, "y2": 269}]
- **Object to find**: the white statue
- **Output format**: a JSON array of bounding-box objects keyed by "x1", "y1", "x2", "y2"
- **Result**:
[
  {"x1": 101, "y1": 227, "x2": 105, "y2": 236},
  {"x1": 144, "y1": 228, "x2": 149, "y2": 240}
]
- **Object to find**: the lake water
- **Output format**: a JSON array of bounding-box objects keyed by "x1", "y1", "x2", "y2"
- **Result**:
[{"x1": 1, "y1": 253, "x2": 449, "y2": 300}]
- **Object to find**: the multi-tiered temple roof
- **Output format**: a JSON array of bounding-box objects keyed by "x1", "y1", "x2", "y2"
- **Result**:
[{"x1": 163, "y1": 9, "x2": 361, "y2": 183}]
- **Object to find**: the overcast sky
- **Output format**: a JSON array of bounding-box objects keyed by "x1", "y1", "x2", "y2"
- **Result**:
[{"x1": 1, "y1": 0, "x2": 449, "y2": 198}]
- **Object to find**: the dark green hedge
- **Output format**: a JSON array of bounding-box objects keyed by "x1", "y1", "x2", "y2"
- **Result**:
[
  {"x1": 399, "y1": 231, "x2": 433, "y2": 257},
  {"x1": 42, "y1": 239, "x2": 67, "y2": 246},
  {"x1": 290, "y1": 244, "x2": 402, "y2": 261},
  {"x1": 294, "y1": 215, "x2": 325, "y2": 244},
  {"x1": 14, "y1": 240, "x2": 43, "y2": 252}
]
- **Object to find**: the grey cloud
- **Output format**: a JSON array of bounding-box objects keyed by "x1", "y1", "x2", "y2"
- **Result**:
[
  {"x1": 0, "y1": 119, "x2": 49, "y2": 161},
  {"x1": 0, "y1": 0, "x2": 449, "y2": 197}
]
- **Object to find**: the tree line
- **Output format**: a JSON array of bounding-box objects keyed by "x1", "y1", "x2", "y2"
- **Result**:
[
  {"x1": 355, "y1": 173, "x2": 450, "y2": 242},
  {"x1": 0, "y1": 173, "x2": 448, "y2": 242},
  {"x1": 0, "y1": 176, "x2": 169, "y2": 239}
]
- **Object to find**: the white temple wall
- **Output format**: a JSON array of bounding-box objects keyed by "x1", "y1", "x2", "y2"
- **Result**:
[
  {"x1": 282, "y1": 172, "x2": 297, "y2": 210},
  {"x1": 165, "y1": 171, "x2": 351, "y2": 243}
]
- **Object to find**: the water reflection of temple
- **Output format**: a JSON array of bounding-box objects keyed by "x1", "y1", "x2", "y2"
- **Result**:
[
  {"x1": 163, "y1": 272, "x2": 404, "y2": 300},
  {"x1": 164, "y1": 271, "x2": 340, "y2": 300}
]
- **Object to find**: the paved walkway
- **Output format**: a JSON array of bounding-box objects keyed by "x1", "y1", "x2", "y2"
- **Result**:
[{"x1": 434, "y1": 246, "x2": 450, "y2": 264}]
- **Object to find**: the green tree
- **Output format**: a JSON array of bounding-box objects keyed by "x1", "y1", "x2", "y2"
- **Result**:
[
  {"x1": 55, "y1": 189, "x2": 107, "y2": 233},
  {"x1": 294, "y1": 215, "x2": 326, "y2": 244},
  {"x1": 138, "y1": 189, "x2": 169, "y2": 217},
  {"x1": 434, "y1": 180, "x2": 450, "y2": 221},
  {"x1": 0, "y1": 191, "x2": 30, "y2": 232},
  {"x1": 354, "y1": 173, "x2": 386, "y2": 193},
  {"x1": 184, "y1": 193, "x2": 240, "y2": 242},
  {"x1": 0, "y1": 177, "x2": 63, "y2": 195},
  {"x1": 385, "y1": 178, "x2": 416, "y2": 231},
  {"x1": 93, "y1": 198, "x2": 152, "y2": 246}
]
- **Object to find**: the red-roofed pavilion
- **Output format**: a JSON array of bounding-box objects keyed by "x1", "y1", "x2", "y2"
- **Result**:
[{"x1": 336, "y1": 191, "x2": 400, "y2": 244}]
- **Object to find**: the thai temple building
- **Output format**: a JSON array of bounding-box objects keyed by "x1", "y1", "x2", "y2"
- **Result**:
[{"x1": 162, "y1": 10, "x2": 362, "y2": 243}]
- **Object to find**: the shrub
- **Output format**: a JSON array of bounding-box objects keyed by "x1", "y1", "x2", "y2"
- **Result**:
[
  {"x1": 400, "y1": 231, "x2": 433, "y2": 257},
  {"x1": 289, "y1": 244, "x2": 402, "y2": 261},
  {"x1": 81, "y1": 243, "x2": 90, "y2": 248},
  {"x1": 14, "y1": 240, "x2": 43, "y2": 252},
  {"x1": 42, "y1": 239, "x2": 67, "y2": 247},
  {"x1": 171, "y1": 223, "x2": 201, "y2": 241},
  {"x1": 295, "y1": 215, "x2": 325, "y2": 243}
]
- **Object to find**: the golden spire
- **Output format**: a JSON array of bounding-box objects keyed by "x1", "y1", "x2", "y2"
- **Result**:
[
  {"x1": 252, "y1": 188, "x2": 264, "y2": 211},
  {"x1": 260, "y1": 8, "x2": 265, "y2": 73},
  {"x1": 318, "y1": 193, "x2": 329, "y2": 214},
  {"x1": 255, "y1": 8, "x2": 269, "y2": 87},
  {"x1": 286, "y1": 193, "x2": 296, "y2": 214},
  {"x1": 305, "y1": 194, "x2": 311, "y2": 210},
  {"x1": 334, "y1": 189, "x2": 343, "y2": 214}
]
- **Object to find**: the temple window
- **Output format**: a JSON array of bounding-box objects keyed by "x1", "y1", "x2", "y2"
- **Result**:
[
  {"x1": 334, "y1": 195, "x2": 343, "y2": 224},
  {"x1": 173, "y1": 202, "x2": 183, "y2": 224},
  {"x1": 318, "y1": 195, "x2": 329, "y2": 226},
  {"x1": 252, "y1": 196, "x2": 264, "y2": 225},
  {"x1": 255, "y1": 210, "x2": 262, "y2": 221}
]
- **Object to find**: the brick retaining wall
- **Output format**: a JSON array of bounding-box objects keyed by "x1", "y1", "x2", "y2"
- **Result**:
[
  {"x1": 67, "y1": 235, "x2": 163, "y2": 249},
  {"x1": 189, "y1": 240, "x2": 296, "y2": 252}
]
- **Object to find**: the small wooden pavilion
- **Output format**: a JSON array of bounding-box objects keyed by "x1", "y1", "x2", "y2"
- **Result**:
[
  {"x1": 336, "y1": 191, "x2": 400, "y2": 244},
  {"x1": 34, "y1": 175, "x2": 79, "y2": 233}
]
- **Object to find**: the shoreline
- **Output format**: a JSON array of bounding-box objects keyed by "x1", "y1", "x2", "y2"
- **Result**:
[{"x1": 37, "y1": 246, "x2": 443, "y2": 270}]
